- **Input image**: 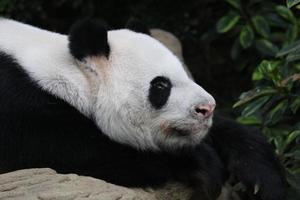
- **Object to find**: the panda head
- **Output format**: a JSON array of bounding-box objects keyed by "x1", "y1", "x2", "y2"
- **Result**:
[{"x1": 68, "y1": 19, "x2": 216, "y2": 151}]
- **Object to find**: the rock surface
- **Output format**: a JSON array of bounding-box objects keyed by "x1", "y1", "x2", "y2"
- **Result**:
[{"x1": 0, "y1": 168, "x2": 156, "y2": 200}]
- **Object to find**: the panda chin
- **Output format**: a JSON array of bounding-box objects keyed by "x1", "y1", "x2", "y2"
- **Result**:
[
  {"x1": 166, "y1": 117, "x2": 213, "y2": 137},
  {"x1": 169, "y1": 125, "x2": 211, "y2": 140},
  {"x1": 158, "y1": 116, "x2": 213, "y2": 148},
  {"x1": 156, "y1": 123, "x2": 211, "y2": 151},
  {"x1": 170, "y1": 127, "x2": 191, "y2": 137}
]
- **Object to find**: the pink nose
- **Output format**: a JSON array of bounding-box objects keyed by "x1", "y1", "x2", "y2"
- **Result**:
[{"x1": 193, "y1": 103, "x2": 215, "y2": 118}]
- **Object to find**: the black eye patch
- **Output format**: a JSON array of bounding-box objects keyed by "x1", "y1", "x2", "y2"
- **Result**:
[{"x1": 148, "y1": 76, "x2": 172, "y2": 109}]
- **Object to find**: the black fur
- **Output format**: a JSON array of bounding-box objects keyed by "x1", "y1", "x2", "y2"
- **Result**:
[
  {"x1": 126, "y1": 18, "x2": 151, "y2": 35},
  {"x1": 207, "y1": 116, "x2": 287, "y2": 200},
  {"x1": 0, "y1": 52, "x2": 286, "y2": 200},
  {"x1": 148, "y1": 76, "x2": 172, "y2": 109},
  {"x1": 68, "y1": 19, "x2": 110, "y2": 60}
]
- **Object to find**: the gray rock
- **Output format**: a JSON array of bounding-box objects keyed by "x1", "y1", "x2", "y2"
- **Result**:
[{"x1": 0, "y1": 168, "x2": 156, "y2": 200}]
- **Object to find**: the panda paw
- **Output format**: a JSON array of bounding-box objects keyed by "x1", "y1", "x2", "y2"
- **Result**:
[
  {"x1": 208, "y1": 116, "x2": 286, "y2": 200},
  {"x1": 231, "y1": 154, "x2": 286, "y2": 200}
]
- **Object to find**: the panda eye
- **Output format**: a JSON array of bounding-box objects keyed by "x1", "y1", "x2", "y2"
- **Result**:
[
  {"x1": 153, "y1": 81, "x2": 169, "y2": 90},
  {"x1": 148, "y1": 76, "x2": 172, "y2": 109}
]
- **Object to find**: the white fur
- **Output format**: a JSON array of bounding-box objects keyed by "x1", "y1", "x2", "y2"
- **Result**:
[
  {"x1": 0, "y1": 18, "x2": 92, "y2": 117},
  {"x1": 0, "y1": 18, "x2": 215, "y2": 151}
]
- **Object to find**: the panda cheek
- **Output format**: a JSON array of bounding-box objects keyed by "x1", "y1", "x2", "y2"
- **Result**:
[{"x1": 160, "y1": 122, "x2": 172, "y2": 135}]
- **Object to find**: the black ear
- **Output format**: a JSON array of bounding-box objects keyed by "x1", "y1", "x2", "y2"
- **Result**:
[
  {"x1": 68, "y1": 19, "x2": 110, "y2": 61},
  {"x1": 125, "y1": 18, "x2": 151, "y2": 35}
]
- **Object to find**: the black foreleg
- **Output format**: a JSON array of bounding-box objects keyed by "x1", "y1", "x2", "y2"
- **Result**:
[{"x1": 207, "y1": 115, "x2": 286, "y2": 200}]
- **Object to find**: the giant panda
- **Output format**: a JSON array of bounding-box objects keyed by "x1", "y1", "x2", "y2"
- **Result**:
[{"x1": 0, "y1": 18, "x2": 286, "y2": 200}]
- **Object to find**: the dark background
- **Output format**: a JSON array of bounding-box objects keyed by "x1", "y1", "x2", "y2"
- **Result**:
[{"x1": 1, "y1": 0, "x2": 253, "y2": 115}]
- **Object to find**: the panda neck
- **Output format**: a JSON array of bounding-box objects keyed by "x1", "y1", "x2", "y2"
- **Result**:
[{"x1": 0, "y1": 18, "x2": 94, "y2": 117}]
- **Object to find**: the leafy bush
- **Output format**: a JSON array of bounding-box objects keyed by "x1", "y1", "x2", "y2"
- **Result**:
[{"x1": 216, "y1": 0, "x2": 300, "y2": 199}]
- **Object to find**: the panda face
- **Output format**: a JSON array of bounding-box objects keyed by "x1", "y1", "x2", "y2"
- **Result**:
[{"x1": 70, "y1": 20, "x2": 216, "y2": 151}]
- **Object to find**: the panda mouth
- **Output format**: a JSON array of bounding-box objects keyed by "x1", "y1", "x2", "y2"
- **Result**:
[
  {"x1": 167, "y1": 122, "x2": 212, "y2": 137},
  {"x1": 171, "y1": 127, "x2": 191, "y2": 136},
  {"x1": 161, "y1": 119, "x2": 212, "y2": 137}
]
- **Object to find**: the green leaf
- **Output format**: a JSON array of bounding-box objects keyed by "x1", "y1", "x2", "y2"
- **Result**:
[
  {"x1": 225, "y1": 0, "x2": 241, "y2": 9},
  {"x1": 241, "y1": 96, "x2": 270, "y2": 117},
  {"x1": 277, "y1": 40, "x2": 300, "y2": 57},
  {"x1": 239, "y1": 25, "x2": 254, "y2": 49},
  {"x1": 285, "y1": 130, "x2": 300, "y2": 148},
  {"x1": 255, "y1": 39, "x2": 279, "y2": 57},
  {"x1": 265, "y1": 99, "x2": 289, "y2": 125},
  {"x1": 265, "y1": 13, "x2": 290, "y2": 28},
  {"x1": 287, "y1": 52, "x2": 300, "y2": 62},
  {"x1": 295, "y1": 63, "x2": 300, "y2": 70},
  {"x1": 291, "y1": 98, "x2": 300, "y2": 113},
  {"x1": 286, "y1": 170, "x2": 300, "y2": 190},
  {"x1": 286, "y1": 24, "x2": 298, "y2": 43},
  {"x1": 252, "y1": 68, "x2": 264, "y2": 81},
  {"x1": 287, "y1": 0, "x2": 300, "y2": 8},
  {"x1": 255, "y1": 60, "x2": 282, "y2": 83},
  {"x1": 216, "y1": 12, "x2": 240, "y2": 33},
  {"x1": 276, "y1": 5, "x2": 296, "y2": 22},
  {"x1": 236, "y1": 115, "x2": 262, "y2": 125},
  {"x1": 293, "y1": 149, "x2": 300, "y2": 160},
  {"x1": 233, "y1": 87, "x2": 277, "y2": 108},
  {"x1": 258, "y1": 60, "x2": 280, "y2": 73},
  {"x1": 273, "y1": 135, "x2": 285, "y2": 154},
  {"x1": 252, "y1": 15, "x2": 270, "y2": 38}
]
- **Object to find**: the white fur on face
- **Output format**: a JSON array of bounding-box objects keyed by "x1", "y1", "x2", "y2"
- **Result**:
[
  {"x1": 91, "y1": 30, "x2": 216, "y2": 151},
  {"x1": 0, "y1": 19, "x2": 215, "y2": 151}
]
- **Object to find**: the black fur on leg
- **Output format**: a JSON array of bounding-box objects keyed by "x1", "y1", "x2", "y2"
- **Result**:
[
  {"x1": 177, "y1": 144, "x2": 227, "y2": 200},
  {"x1": 206, "y1": 115, "x2": 287, "y2": 200}
]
